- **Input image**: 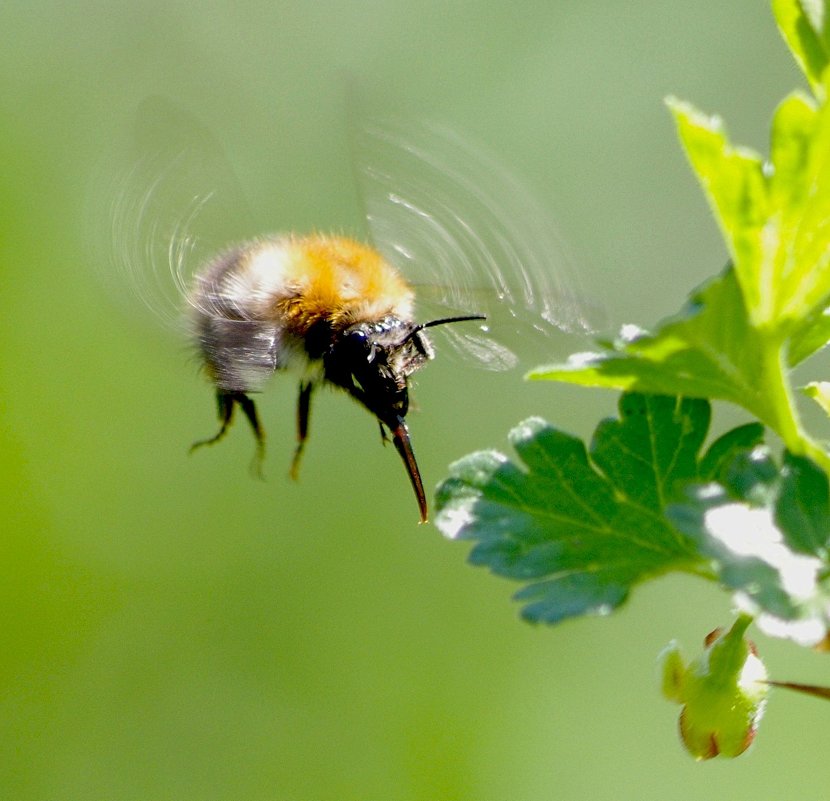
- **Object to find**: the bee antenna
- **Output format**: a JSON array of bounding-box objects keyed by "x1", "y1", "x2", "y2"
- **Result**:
[
  {"x1": 408, "y1": 314, "x2": 486, "y2": 339},
  {"x1": 423, "y1": 314, "x2": 486, "y2": 329}
]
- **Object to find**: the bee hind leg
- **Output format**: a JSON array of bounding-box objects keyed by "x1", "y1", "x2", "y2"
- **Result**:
[
  {"x1": 190, "y1": 390, "x2": 266, "y2": 478},
  {"x1": 289, "y1": 381, "x2": 314, "y2": 481},
  {"x1": 236, "y1": 393, "x2": 266, "y2": 479}
]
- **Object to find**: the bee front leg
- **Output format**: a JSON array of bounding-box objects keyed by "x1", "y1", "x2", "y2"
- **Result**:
[{"x1": 289, "y1": 381, "x2": 314, "y2": 481}]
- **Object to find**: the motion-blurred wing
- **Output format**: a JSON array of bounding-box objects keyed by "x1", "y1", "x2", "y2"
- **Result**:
[
  {"x1": 352, "y1": 118, "x2": 599, "y2": 370},
  {"x1": 90, "y1": 97, "x2": 260, "y2": 332}
]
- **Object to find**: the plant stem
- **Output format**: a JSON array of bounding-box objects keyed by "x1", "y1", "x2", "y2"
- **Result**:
[{"x1": 762, "y1": 334, "x2": 830, "y2": 473}]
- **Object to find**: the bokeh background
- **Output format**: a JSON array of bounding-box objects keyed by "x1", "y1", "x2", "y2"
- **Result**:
[{"x1": 3, "y1": 1, "x2": 828, "y2": 799}]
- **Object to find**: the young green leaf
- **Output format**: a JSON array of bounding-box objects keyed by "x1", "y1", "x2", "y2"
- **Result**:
[
  {"x1": 531, "y1": 270, "x2": 788, "y2": 436},
  {"x1": 768, "y1": 92, "x2": 830, "y2": 324},
  {"x1": 802, "y1": 380, "x2": 830, "y2": 415},
  {"x1": 434, "y1": 394, "x2": 717, "y2": 624},
  {"x1": 772, "y1": 0, "x2": 830, "y2": 93},
  {"x1": 667, "y1": 99, "x2": 771, "y2": 326},
  {"x1": 789, "y1": 306, "x2": 830, "y2": 365},
  {"x1": 667, "y1": 92, "x2": 830, "y2": 333},
  {"x1": 534, "y1": 90, "x2": 830, "y2": 466}
]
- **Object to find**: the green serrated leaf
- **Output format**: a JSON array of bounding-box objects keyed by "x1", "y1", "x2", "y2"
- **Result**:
[
  {"x1": 532, "y1": 264, "x2": 830, "y2": 474},
  {"x1": 668, "y1": 447, "x2": 830, "y2": 645},
  {"x1": 776, "y1": 451, "x2": 830, "y2": 555},
  {"x1": 770, "y1": 91, "x2": 830, "y2": 325},
  {"x1": 667, "y1": 98, "x2": 771, "y2": 326},
  {"x1": 590, "y1": 394, "x2": 710, "y2": 510},
  {"x1": 667, "y1": 91, "x2": 830, "y2": 334},
  {"x1": 699, "y1": 423, "x2": 766, "y2": 483},
  {"x1": 670, "y1": 486, "x2": 804, "y2": 621},
  {"x1": 434, "y1": 393, "x2": 711, "y2": 624},
  {"x1": 723, "y1": 446, "x2": 781, "y2": 505},
  {"x1": 769, "y1": 92, "x2": 818, "y2": 208},
  {"x1": 772, "y1": 0, "x2": 830, "y2": 92},
  {"x1": 512, "y1": 576, "x2": 628, "y2": 625},
  {"x1": 532, "y1": 270, "x2": 769, "y2": 422}
]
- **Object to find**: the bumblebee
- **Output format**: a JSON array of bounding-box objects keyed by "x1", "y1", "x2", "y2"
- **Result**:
[
  {"x1": 101, "y1": 102, "x2": 593, "y2": 524},
  {"x1": 188, "y1": 233, "x2": 481, "y2": 522}
]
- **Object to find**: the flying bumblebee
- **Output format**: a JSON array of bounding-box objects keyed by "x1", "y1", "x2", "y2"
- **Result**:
[
  {"x1": 188, "y1": 233, "x2": 481, "y2": 522},
  {"x1": 102, "y1": 101, "x2": 593, "y2": 522}
]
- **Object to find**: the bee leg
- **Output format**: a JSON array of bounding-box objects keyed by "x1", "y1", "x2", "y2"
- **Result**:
[
  {"x1": 235, "y1": 393, "x2": 266, "y2": 479},
  {"x1": 378, "y1": 422, "x2": 389, "y2": 445},
  {"x1": 190, "y1": 391, "x2": 265, "y2": 478},
  {"x1": 190, "y1": 391, "x2": 237, "y2": 453},
  {"x1": 289, "y1": 381, "x2": 314, "y2": 481}
]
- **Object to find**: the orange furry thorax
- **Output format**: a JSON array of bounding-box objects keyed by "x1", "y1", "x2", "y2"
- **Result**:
[{"x1": 275, "y1": 235, "x2": 414, "y2": 333}]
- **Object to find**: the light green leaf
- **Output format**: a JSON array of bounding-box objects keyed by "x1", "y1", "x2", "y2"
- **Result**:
[
  {"x1": 768, "y1": 92, "x2": 817, "y2": 209},
  {"x1": 537, "y1": 84, "x2": 830, "y2": 470},
  {"x1": 772, "y1": 0, "x2": 830, "y2": 92},
  {"x1": 770, "y1": 92, "x2": 830, "y2": 323},
  {"x1": 668, "y1": 92, "x2": 830, "y2": 332},
  {"x1": 802, "y1": 380, "x2": 830, "y2": 414},
  {"x1": 531, "y1": 270, "x2": 773, "y2": 426},
  {"x1": 533, "y1": 266, "x2": 830, "y2": 473},
  {"x1": 789, "y1": 306, "x2": 830, "y2": 364},
  {"x1": 666, "y1": 98, "x2": 770, "y2": 326}
]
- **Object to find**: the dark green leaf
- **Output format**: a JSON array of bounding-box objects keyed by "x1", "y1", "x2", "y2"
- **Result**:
[
  {"x1": 668, "y1": 446, "x2": 830, "y2": 645},
  {"x1": 723, "y1": 446, "x2": 780, "y2": 507},
  {"x1": 699, "y1": 423, "x2": 766, "y2": 482},
  {"x1": 669, "y1": 480, "x2": 802, "y2": 620},
  {"x1": 434, "y1": 393, "x2": 711, "y2": 624},
  {"x1": 776, "y1": 452, "x2": 830, "y2": 555},
  {"x1": 590, "y1": 394, "x2": 710, "y2": 510}
]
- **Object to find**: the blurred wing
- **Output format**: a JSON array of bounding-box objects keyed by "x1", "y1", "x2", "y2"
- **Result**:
[
  {"x1": 89, "y1": 96, "x2": 259, "y2": 332},
  {"x1": 352, "y1": 118, "x2": 600, "y2": 370}
]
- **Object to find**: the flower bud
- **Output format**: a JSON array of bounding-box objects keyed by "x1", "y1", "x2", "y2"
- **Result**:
[{"x1": 659, "y1": 615, "x2": 768, "y2": 759}]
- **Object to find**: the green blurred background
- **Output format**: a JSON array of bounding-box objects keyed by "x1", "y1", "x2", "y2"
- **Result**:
[{"x1": 3, "y1": 1, "x2": 828, "y2": 799}]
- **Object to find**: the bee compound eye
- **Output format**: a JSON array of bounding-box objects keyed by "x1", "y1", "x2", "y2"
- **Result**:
[
  {"x1": 346, "y1": 326, "x2": 368, "y2": 343},
  {"x1": 350, "y1": 330, "x2": 371, "y2": 355}
]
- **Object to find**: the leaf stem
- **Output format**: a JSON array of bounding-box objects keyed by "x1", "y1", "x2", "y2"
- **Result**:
[{"x1": 762, "y1": 333, "x2": 830, "y2": 473}]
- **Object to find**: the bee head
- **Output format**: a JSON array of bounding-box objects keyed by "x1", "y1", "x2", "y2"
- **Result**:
[
  {"x1": 325, "y1": 316, "x2": 431, "y2": 427},
  {"x1": 323, "y1": 313, "x2": 485, "y2": 523}
]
